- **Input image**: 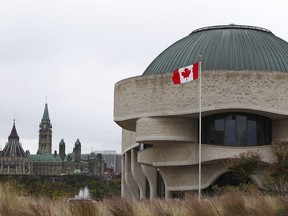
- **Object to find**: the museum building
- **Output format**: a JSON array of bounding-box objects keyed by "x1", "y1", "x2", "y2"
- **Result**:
[{"x1": 114, "y1": 24, "x2": 288, "y2": 200}]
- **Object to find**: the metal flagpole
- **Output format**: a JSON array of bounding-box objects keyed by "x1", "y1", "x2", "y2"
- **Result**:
[{"x1": 198, "y1": 55, "x2": 202, "y2": 199}]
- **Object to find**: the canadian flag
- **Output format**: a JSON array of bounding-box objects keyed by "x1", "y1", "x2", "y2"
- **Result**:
[{"x1": 172, "y1": 62, "x2": 199, "y2": 84}]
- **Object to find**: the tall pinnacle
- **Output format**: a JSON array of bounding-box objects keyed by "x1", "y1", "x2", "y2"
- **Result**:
[
  {"x1": 8, "y1": 120, "x2": 19, "y2": 141},
  {"x1": 41, "y1": 103, "x2": 50, "y2": 124},
  {"x1": 75, "y1": 138, "x2": 81, "y2": 146},
  {"x1": 38, "y1": 102, "x2": 52, "y2": 155}
]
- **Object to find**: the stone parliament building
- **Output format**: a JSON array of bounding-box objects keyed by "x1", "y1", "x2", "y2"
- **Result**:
[
  {"x1": 114, "y1": 24, "x2": 288, "y2": 200},
  {"x1": 0, "y1": 103, "x2": 111, "y2": 176}
]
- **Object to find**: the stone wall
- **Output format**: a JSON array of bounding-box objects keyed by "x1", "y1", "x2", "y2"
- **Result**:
[{"x1": 115, "y1": 71, "x2": 288, "y2": 127}]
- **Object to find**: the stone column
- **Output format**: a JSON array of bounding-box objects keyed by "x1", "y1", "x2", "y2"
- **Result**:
[
  {"x1": 131, "y1": 148, "x2": 146, "y2": 200},
  {"x1": 121, "y1": 154, "x2": 130, "y2": 198},
  {"x1": 141, "y1": 164, "x2": 158, "y2": 199},
  {"x1": 124, "y1": 151, "x2": 139, "y2": 200}
]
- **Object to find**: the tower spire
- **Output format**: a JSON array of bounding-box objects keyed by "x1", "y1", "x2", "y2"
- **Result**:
[
  {"x1": 38, "y1": 102, "x2": 52, "y2": 154},
  {"x1": 1, "y1": 119, "x2": 27, "y2": 170},
  {"x1": 41, "y1": 103, "x2": 50, "y2": 124},
  {"x1": 8, "y1": 119, "x2": 19, "y2": 141}
]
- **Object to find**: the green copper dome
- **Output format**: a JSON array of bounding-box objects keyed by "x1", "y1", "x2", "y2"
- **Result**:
[{"x1": 143, "y1": 24, "x2": 288, "y2": 75}]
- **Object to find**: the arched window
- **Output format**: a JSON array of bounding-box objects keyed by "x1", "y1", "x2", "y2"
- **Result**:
[{"x1": 202, "y1": 113, "x2": 271, "y2": 146}]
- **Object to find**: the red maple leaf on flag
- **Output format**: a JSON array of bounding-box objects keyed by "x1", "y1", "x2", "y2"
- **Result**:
[{"x1": 181, "y1": 68, "x2": 191, "y2": 80}]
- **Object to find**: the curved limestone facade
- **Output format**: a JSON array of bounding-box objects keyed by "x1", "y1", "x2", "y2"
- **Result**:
[{"x1": 114, "y1": 25, "x2": 288, "y2": 200}]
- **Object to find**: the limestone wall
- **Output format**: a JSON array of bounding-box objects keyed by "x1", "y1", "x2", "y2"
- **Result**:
[{"x1": 115, "y1": 71, "x2": 288, "y2": 127}]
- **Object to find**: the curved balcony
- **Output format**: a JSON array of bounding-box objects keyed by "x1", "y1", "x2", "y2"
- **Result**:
[
  {"x1": 136, "y1": 117, "x2": 197, "y2": 144},
  {"x1": 137, "y1": 143, "x2": 273, "y2": 166}
]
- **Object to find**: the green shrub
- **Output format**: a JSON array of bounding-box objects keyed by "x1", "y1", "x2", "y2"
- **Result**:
[{"x1": 224, "y1": 150, "x2": 261, "y2": 183}]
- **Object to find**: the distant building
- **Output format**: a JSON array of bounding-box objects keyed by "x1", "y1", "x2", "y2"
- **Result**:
[
  {"x1": 0, "y1": 121, "x2": 30, "y2": 174},
  {"x1": 0, "y1": 103, "x2": 108, "y2": 176},
  {"x1": 94, "y1": 150, "x2": 121, "y2": 175}
]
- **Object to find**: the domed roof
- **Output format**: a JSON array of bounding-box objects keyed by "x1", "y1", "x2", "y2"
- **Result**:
[{"x1": 143, "y1": 24, "x2": 288, "y2": 75}]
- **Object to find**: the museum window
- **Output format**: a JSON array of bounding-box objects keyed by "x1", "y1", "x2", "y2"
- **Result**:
[{"x1": 201, "y1": 113, "x2": 271, "y2": 146}]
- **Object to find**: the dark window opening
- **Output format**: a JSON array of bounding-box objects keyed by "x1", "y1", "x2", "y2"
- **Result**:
[{"x1": 202, "y1": 112, "x2": 271, "y2": 146}]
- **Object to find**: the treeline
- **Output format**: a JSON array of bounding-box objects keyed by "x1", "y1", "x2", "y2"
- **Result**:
[{"x1": 0, "y1": 174, "x2": 121, "y2": 200}]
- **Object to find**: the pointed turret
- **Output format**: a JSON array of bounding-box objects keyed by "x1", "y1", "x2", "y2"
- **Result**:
[
  {"x1": 59, "y1": 139, "x2": 66, "y2": 161},
  {"x1": 74, "y1": 139, "x2": 81, "y2": 163},
  {"x1": 8, "y1": 120, "x2": 19, "y2": 141},
  {"x1": 59, "y1": 139, "x2": 65, "y2": 146},
  {"x1": 37, "y1": 102, "x2": 52, "y2": 154},
  {"x1": 0, "y1": 121, "x2": 28, "y2": 174},
  {"x1": 41, "y1": 103, "x2": 51, "y2": 125},
  {"x1": 1, "y1": 121, "x2": 26, "y2": 157},
  {"x1": 75, "y1": 138, "x2": 81, "y2": 146}
]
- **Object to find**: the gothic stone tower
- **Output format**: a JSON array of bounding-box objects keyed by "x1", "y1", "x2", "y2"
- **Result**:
[
  {"x1": 37, "y1": 103, "x2": 52, "y2": 154},
  {"x1": 73, "y1": 139, "x2": 81, "y2": 163},
  {"x1": 59, "y1": 139, "x2": 66, "y2": 161}
]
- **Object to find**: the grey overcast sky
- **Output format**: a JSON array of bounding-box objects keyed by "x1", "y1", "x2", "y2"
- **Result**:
[{"x1": 0, "y1": 0, "x2": 288, "y2": 154}]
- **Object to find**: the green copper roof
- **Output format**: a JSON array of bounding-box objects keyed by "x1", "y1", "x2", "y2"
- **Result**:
[
  {"x1": 28, "y1": 154, "x2": 62, "y2": 162},
  {"x1": 143, "y1": 24, "x2": 288, "y2": 75},
  {"x1": 41, "y1": 103, "x2": 50, "y2": 123}
]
